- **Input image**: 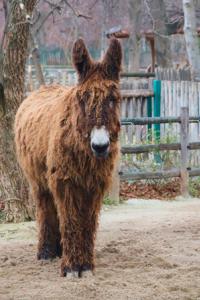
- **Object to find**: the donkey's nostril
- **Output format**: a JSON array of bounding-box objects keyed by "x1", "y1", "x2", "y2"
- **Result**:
[{"x1": 92, "y1": 142, "x2": 109, "y2": 154}]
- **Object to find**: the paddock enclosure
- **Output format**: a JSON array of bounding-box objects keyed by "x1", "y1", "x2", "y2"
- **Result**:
[
  {"x1": 25, "y1": 66, "x2": 200, "y2": 202},
  {"x1": 1, "y1": 69, "x2": 200, "y2": 300}
]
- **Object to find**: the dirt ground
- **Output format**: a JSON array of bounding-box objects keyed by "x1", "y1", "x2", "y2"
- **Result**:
[{"x1": 1, "y1": 198, "x2": 200, "y2": 300}]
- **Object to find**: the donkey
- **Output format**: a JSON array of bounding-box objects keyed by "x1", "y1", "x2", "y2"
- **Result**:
[{"x1": 14, "y1": 38, "x2": 122, "y2": 278}]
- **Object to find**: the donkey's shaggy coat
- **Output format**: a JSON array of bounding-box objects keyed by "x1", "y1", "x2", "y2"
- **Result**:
[{"x1": 14, "y1": 38, "x2": 122, "y2": 277}]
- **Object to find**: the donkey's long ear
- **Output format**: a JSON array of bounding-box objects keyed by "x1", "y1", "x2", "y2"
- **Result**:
[
  {"x1": 72, "y1": 38, "x2": 92, "y2": 82},
  {"x1": 102, "y1": 38, "x2": 122, "y2": 81}
]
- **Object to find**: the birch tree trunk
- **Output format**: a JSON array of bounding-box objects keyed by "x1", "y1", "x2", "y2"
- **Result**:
[
  {"x1": 0, "y1": 0, "x2": 37, "y2": 222},
  {"x1": 183, "y1": 0, "x2": 200, "y2": 81}
]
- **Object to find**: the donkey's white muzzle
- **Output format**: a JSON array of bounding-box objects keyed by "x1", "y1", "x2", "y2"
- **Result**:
[{"x1": 90, "y1": 126, "x2": 110, "y2": 158}]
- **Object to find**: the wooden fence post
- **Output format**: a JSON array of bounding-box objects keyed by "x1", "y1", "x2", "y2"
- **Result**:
[
  {"x1": 147, "y1": 96, "x2": 152, "y2": 141},
  {"x1": 109, "y1": 152, "x2": 120, "y2": 204},
  {"x1": 180, "y1": 106, "x2": 189, "y2": 197}
]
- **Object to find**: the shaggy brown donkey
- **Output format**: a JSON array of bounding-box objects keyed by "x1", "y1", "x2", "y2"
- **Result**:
[{"x1": 14, "y1": 38, "x2": 122, "y2": 278}]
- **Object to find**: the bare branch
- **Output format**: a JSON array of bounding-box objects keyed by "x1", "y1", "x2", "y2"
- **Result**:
[
  {"x1": 33, "y1": 0, "x2": 92, "y2": 36},
  {"x1": 44, "y1": 0, "x2": 62, "y2": 14},
  {"x1": 0, "y1": 1, "x2": 11, "y2": 52},
  {"x1": 34, "y1": 7, "x2": 61, "y2": 34},
  {"x1": 89, "y1": 0, "x2": 99, "y2": 11},
  {"x1": 62, "y1": 0, "x2": 92, "y2": 20},
  {"x1": 143, "y1": 0, "x2": 170, "y2": 39},
  {"x1": 3, "y1": 0, "x2": 8, "y2": 18}
]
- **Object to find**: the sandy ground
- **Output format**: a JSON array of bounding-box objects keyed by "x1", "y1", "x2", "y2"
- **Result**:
[{"x1": 1, "y1": 198, "x2": 200, "y2": 300}]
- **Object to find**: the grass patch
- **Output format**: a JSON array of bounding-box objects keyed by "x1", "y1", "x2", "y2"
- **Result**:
[
  {"x1": 189, "y1": 177, "x2": 200, "y2": 198},
  {"x1": 0, "y1": 210, "x2": 6, "y2": 223},
  {"x1": 103, "y1": 196, "x2": 119, "y2": 205}
]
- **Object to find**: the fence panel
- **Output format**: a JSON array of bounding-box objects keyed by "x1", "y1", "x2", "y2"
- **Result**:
[
  {"x1": 160, "y1": 80, "x2": 200, "y2": 165},
  {"x1": 156, "y1": 67, "x2": 192, "y2": 81},
  {"x1": 107, "y1": 109, "x2": 200, "y2": 203},
  {"x1": 120, "y1": 78, "x2": 153, "y2": 144},
  {"x1": 160, "y1": 81, "x2": 200, "y2": 142}
]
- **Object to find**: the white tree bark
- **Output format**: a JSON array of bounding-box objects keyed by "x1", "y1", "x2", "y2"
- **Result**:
[{"x1": 183, "y1": 0, "x2": 200, "y2": 81}]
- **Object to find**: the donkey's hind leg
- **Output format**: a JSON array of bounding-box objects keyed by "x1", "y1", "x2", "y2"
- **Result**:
[{"x1": 31, "y1": 185, "x2": 62, "y2": 260}]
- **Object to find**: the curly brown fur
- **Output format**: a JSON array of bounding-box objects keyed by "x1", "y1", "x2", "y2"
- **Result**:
[{"x1": 14, "y1": 38, "x2": 122, "y2": 277}]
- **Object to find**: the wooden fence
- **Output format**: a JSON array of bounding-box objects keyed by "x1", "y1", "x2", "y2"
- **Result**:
[
  {"x1": 160, "y1": 80, "x2": 200, "y2": 142},
  {"x1": 25, "y1": 68, "x2": 200, "y2": 200},
  {"x1": 26, "y1": 65, "x2": 77, "y2": 90},
  {"x1": 120, "y1": 76, "x2": 153, "y2": 144},
  {"x1": 119, "y1": 77, "x2": 200, "y2": 150},
  {"x1": 109, "y1": 107, "x2": 200, "y2": 203}
]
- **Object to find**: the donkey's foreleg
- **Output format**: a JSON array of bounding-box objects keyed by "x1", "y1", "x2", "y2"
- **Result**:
[
  {"x1": 49, "y1": 176, "x2": 101, "y2": 278},
  {"x1": 54, "y1": 192, "x2": 99, "y2": 278},
  {"x1": 59, "y1": 211, "x2": 98, "y2": 278},
  {"x1": 32, "y1": 185, "x2": 62, "y2": 260}
]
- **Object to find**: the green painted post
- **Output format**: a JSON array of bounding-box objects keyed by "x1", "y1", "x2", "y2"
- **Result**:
[
  {"x1": 153, "y1": 80, "x2": 161, "y2": 141},
  {"x1": 153, "y1": 80, "x2": 161, "y2": 163},
  {"x1": 147, "y1": 96, "x2": 152, "y2": 141}
]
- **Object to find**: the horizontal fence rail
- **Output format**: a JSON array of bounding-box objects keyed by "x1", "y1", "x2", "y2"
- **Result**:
[
  {"x1": 121, "y1": 72, "x2": 155, "y2": 78},
  {"x1": 121, "y1": 89, "x2": 154, "y2": 97},
  {"x1": 121, "y1": 116, "x2": 200, "y2": 125},
  {"x1": 120, "y1": 168, "x2": 200, "y2": 181},
  {"x1": 121, "y1": 142, "x2": 200, "y2": 154}
]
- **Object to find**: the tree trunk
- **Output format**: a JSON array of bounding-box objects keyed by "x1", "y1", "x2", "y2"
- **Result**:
[
  {"x1": 128, "y1": 0, "x2": 141, "y2": 71},
  {"x1": 29, "y1": 33, "x2": 45, "y2": 87},
  {"x1": 183, "y1": 0, "x2": 200, "y2": 81},
  {"x1": 148, "y1": 0, "x2": 173, "y2": 67},
  {"x1": 0, "y1": 1, "x2": 37, "y2": 222}
]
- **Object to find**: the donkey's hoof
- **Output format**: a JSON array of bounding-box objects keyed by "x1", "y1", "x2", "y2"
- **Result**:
[
  {"x1": 55, "y1": 243, "x2": 62, "y2": 258},
  {"x1": 37, "y1": 252, "x2": 55, "y2": 260},
  {"x1": 61, "y1": 266, "x2": 80, "y2": 278},
  {"x1": 66, "y1": 270, "x2": 79, "y2": 279},
  {"x1": 37, "y1": 248, "x2": 56, "y2": 260},
  {"x1": 61, "y1": 264, "x2": 93, "y2": 278}
]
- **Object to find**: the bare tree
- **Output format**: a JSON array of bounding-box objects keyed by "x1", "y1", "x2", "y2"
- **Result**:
[
  {"x1": 144, "y1": 0, "x2": 173, "y2": 68},
  {"x1": 183, "y1": 0, "x2": 200, "y2": 80}
]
